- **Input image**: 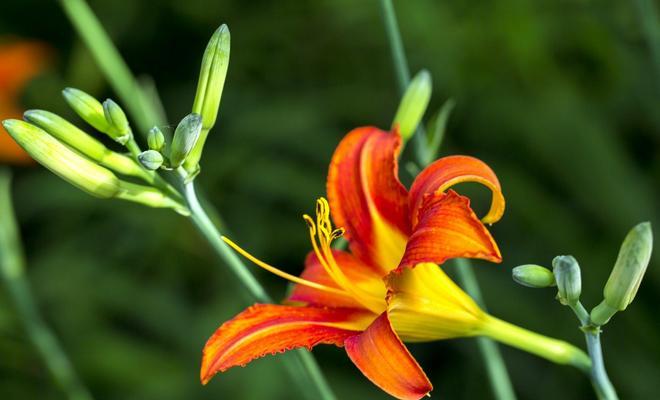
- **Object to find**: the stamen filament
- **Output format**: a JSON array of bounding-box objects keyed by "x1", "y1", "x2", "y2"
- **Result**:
[{"x1": 221, "y1": 236, "x2": 352, "y2": 298}]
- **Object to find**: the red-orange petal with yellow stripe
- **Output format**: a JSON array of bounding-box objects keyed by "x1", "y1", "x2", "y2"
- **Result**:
[
  {"x1": 345, "y1": 312, "x2": 433, "y2": 400},
  {"x1": 397, "y1": 190, "x2": 501, "y2": 271},
  {"x1": 287, "y1": 250, "x2": 384, "y2": 309},
  {"x1": 327, "y1": 127, "x2": 410, "y2": 274},
  {"x1": 409, "y1": 155, "x2": 505, "y2": 226},
  {"x1": 200, "y1": 304, "x2": 372, "y2": 384}
]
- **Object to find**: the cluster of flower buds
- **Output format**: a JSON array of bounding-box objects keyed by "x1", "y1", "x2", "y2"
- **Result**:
[
  {"x1": 137, "y1": 113, "x2": 203, "y2": 172},
  {"x1": 1, "y1": 23, "x2": 232, "y2": 216},
  {"x1": 2, "y1": 89, "x2": 188, "y2": 215},
  {"x1": 512, "y1": 222, "x2": 652, "y2": 326}
]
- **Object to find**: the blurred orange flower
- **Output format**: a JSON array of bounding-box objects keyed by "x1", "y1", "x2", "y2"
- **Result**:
[{"x1": 0, "y1": 38, "x2": 50, "y2": 164}]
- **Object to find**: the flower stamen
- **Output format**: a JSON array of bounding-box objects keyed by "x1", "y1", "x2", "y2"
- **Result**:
[
  {"x1": 304, "y1": 198, "x2": 384, "y2": 313},
  {"x1": 221, "y1": 236, "x2": 351, "y2": 298}
]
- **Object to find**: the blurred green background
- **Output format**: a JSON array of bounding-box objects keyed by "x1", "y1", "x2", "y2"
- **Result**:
[{"x1": 1, "y1": 0, "x2": 659, "y2": 399}]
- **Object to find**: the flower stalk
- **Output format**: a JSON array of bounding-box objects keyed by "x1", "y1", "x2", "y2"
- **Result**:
[
  {"x1": 57, "y1": 0, "x2": 338, "y2": 396},
  {"x1": 0, "y1": 169, "x2": 93, "y2": 400},
  {"x1": 379, "y1": 1, "x2": 516, "y2": 398},
  {"x1": 479, "y1": 316, "x2": 591, "y2": 371},
  {"x1": 180, "y1": 173, "x2": 336, "y2": 400},
  {"x1": 568, "y1": 302, "x2": 618, "y2": 400}
]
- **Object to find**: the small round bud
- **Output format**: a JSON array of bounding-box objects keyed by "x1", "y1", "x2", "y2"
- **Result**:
[
  {"x1": 62, "y1": 87, "x2": 110, "y2": 132},
  {"x1": 512, "y1": 264, "x2": 556, "y2": 288},
  {"x1": 393, "y1": 69, "x2": 432, "y2": 141},
  {"x1": 170, "y1": 113, "x2": 202, "y2": 168},
  {"x1": 102, "y1": 99, "x2": 132, "y2": 145},
  {"x1": 148, "y1": 126, "x2": 166, "y2": 151},
  {"x1": 138, "y1": 150, "x2": 164, "y2": 171},
  {"x1": 552, "y1": 255, "x2": 582, "y2": 306}
]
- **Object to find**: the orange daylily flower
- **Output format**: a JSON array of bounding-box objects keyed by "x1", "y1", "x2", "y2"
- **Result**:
[
  {"x1": 201, "y1": 126, "x2": 509, "y2": 399},
  {"x1": 0, "y1": 39, "x2": 50, "y2": 164}
]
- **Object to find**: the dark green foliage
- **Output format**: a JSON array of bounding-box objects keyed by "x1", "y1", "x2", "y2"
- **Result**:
[{"x1": 1, "y1": 0, "x2": 658, "y2": 398}]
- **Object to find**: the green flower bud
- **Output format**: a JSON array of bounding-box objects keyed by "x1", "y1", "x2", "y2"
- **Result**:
[
  {"x1": 23, "y1": 110, "x2": 144, "y2": 179},
  {"x1": 170, "y1": 113, "x2": 202, "y2": 168},
  {"x1": 552, "y1": 255, "x2": 582, "y2": 305},
  {"x1": 102, "y1": 99, "x2": 132, "y2": 145},
  {"x1": 392, "y1": 69, "x2": 432, "y2": 141},
  {"x1": 591, "y1": 222, "x2": 653, "y2": 325},
  {"x1": 2, "y1": 119, "x2": 120, "y2": 198},
  {"x1": 62, "y1": 87, "x2": 110, "y2": 132},
  {"x1": 148, "y1": 126, "x2": 166, "y2": 151},
  {"x1": 184, "y1": 24, "x2": 230, "y2": 172},
  {"x1": 138, "y1": 150, "x2": 164, "y2": 171},
  {"x1": 512, "y1": 264, "x2": 556, "y2": 288}
]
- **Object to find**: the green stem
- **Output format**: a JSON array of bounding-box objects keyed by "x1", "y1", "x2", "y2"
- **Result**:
[
  {"x1": 454, "y1": 259, "x2": 517, "y2": 400},
  {"x1": 116, "y1": 181, "x2": 188, "y2": 215},
  {"x1": 182, "y1": 179, "x2": 335, "y2": 400},
  {"x1": 480, "y1": 316, "x2": 591, "y2": 372},
  {"x1": 57, "y1": 1, "x2": 334, "y2": 397},
  {"x1": 379, "y1": 0, "x2": 429, "y2": 165},
  {"x1": 569, "y1": 302, "x2": 619, "y2": 400},
  {"x1": 125, "y1": 137, "x2": 141, "y2": 158},
  {"x1": 584, "y1": 330, "x2": 618, "y2": 400},
  {"x1": 58, "y1": 0, "x2": 163, "y2": 136},
  {"x1": 379, "y1": 1, "x2": 516, "y2": 397},
  {"x1": 0, "y1": 170, "x2": 93, "y2": 400}
]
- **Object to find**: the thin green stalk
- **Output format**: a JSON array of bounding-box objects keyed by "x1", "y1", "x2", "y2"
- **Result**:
[
  {"x1": 584, "y1": 332, "x2": 618, "y2": 400},
  {"x1": 378, "y1": 1, "x2": 516, "y2": 398},
  {"x1": 569, "y1": 302, "x2": 618, "y2": 400},
  {"x1": 0, "y1": 169, "x2": 93, "y2": 400},
  {"x1": 58, "y1": 1, "x2": 336, "y2": 396},
  {"x1": 58, "y1": 0, "x2": 163, "y2": 136},
  {"x1": 379, "y1": 0, "x2": 429, "y2": 164},
  {"x1": 182, "y1": 179, "x2": 336, "y2": 400},
  {"x1": 456, "y1": 260, "x2": 517, "y2": 400},
  {"x1": 633, "y1": 0, "x2": 660, "y2": 91}
]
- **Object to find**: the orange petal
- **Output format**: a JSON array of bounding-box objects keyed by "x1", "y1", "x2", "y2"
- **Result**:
[
  {"x1": 287, "y1": 250, "x2": 386, "y2": 309},
  {"x1": 397, "y1": 190, "x2": 501, "y2": 270},
  {"x1": 327, "y1": 127, "x2": 410, "y2": 274},
  {"x1": 345, "y1": 312, "x2": 433, "y2": 400},
  {"x1": 0, "y1": 39, "x2": 51, "y2": 95},
  {"x1": 0, "y1": 39, "x2": 51, "y2": 165},
  {"x1": 201, "y1": 304, "x2": 373, "y2": 384},
  {"x1": 409, "y1": 155, "x2": 505, "y2": 226}
]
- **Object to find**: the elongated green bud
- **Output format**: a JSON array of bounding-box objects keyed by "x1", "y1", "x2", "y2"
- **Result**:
[
  {"x1": 591, "y1": 222, "x2": 653, "y2": 325},
  {"x1": 62, "y1": 87, "x2": 110, "y2": 132},
  {"x1": 392, "y1": 69, "x2": 432, "y2": 141},
  {"x1": 184, "y1": 24, "x2": 231, "y2": 172},
  {"x1": 148, "y1": 126, "x2": 166, "y2": 151},
  {"x1": 138, "y1": 150, "x2": 164, "y2": 170},
  {"x1": 170, "y1": 113, "x2": 202, "y2": 168},
  {"x1": 23, "y1": 110, "x2": 146, "y2": 179},
  {"x1": 512, "y1": 264, "x2": 556, "y2": 288},
  {"x1": 2, "y1": 119, "x2": 120, "y2": 198},
  {"x1": 552, "y1": 255, "x2": 582, "y2": 305},
  {"x1": 102, "y1": 99, "x2": 132, "y2": 144}
]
